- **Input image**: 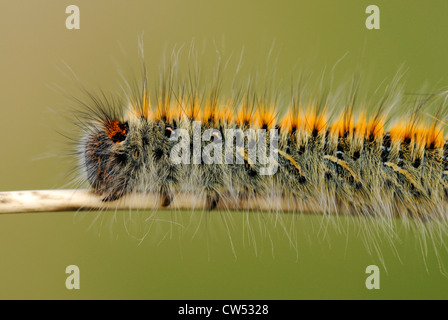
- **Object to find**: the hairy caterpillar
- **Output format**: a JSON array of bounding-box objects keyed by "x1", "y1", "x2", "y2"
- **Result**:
[{"x1": 69, "y1": 47, "x2": 448, "y2": 223}]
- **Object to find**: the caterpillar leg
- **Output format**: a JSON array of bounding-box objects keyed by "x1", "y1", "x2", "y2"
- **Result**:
[
  {"x1": 206, "y1": 191, "x2": 220, "y2": 210},
  {"x1": 160, "y1": 190, "x2": 172, "y2": 207}
]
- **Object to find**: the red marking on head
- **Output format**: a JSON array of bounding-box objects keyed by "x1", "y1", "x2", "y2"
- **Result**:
[{"x1": 105, "y1": 121, "x2": 128, "y2": 143}]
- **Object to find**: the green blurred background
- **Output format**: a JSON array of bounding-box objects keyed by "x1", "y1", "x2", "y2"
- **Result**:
[{"x1": 1, "y1": 0, "x2": 448, "y2": 299}]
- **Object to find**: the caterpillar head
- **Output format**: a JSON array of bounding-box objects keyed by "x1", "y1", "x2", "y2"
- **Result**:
[
  {"x1": 83, "y1": 117, "x2": 149, "y2": 201},
  {"x1": 82, "y1": 114, "x2": 179, "y2": 202}
]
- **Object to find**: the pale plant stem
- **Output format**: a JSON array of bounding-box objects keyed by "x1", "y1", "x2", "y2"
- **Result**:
[{"x1": 0, "y1": 190, "x2": 318, "y2": 214}]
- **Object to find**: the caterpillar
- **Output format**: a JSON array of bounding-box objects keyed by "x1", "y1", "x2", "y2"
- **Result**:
[{"x1": 69, "y1": 49, "x2": 448, "y2": 222}]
